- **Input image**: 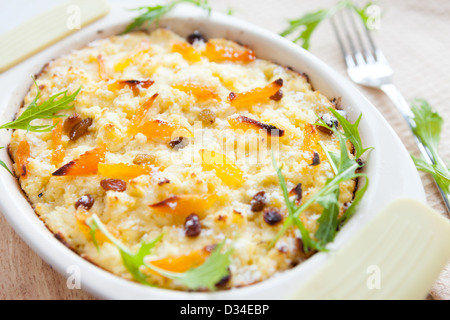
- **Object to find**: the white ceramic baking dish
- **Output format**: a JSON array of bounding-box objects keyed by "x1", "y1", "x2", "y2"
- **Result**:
[{"x1": 0, "y1": 3, "x2": 426, "y2": 299}]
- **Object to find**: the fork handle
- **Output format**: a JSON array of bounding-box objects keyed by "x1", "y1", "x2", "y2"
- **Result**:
[{"x1": 380, "y1": 83, "x2": 450, "y2": 214}]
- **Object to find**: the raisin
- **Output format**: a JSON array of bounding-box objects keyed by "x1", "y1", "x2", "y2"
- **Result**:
[
  {"x1": 133, "y1": 153, "x2": 156, "y2": 165},
  {"x1": 263, "y1": 207, "x2": 283, "y2": 226},
  {"x1": 187, "y1": 30, "x2": 206, "y2": 44},
  {"x1": 297, "y1": 238, "x2": 316, "y2": 259},
  {"x1": 168, "y1": 136, "x2": 189, "y2": 150},
  {"x1": 317, "y1": 114, "x2": 338, "y2": 135},
  {"x1": 310, "y1": 151, "x2": 320, "y2": 166},
  {"x1": 63, "y1": 114, "x2": 82, "y2": 135},
  {"x1": 215, "y1": 268, "x2": 231, "y2": 288},
  {"x1": 75, "y1": 194, "x2": 95, "y2": 210},
  {"x1": 157, "y1": 177, "x2": 170, "y2": 186},
  {"x1": 184, "y1": 213, "x2": 201, "y2": 237},
  {"x1": 289, "y1": 183, "x2": 302, "y2": 204},
  {"x1": 204, "y1": 244, "x2": 217, "y2": 253},
  {"x1": 100, "y1": 179, "x2": 126, "y2": 192},
  {"x1": 228, "y1": 92, "x2": 237, "y2": 101},
  {"x1": 250, "y1": 191, "x2": 266, "y2": 212},
  {"x1": 69, "y1": 118, "x2": 93, "y2": 141},
  {"x1": 274, "y1": 78, "x2": 284, "y2": 86},
  {"x1": 356, "y1": 158, "x2": 365, "y2": 169},
  {"x1": 199, "y1": 109, "x2": 216, "y2": 125}
]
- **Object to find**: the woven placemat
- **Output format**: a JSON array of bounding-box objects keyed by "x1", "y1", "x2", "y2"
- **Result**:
[{"x1": 217, "y1": 0, "x2": 450, "y2": 299}]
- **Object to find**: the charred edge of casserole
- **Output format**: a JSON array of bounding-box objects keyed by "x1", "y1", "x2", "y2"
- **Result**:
[
  {"x1": 54, "y1": 231, "x2": 75, "y2": 251},
  {"x1": 331, "y1": 97, "x2": 343, "y2": 110},
  {"x1": 6, "y1": 59, "x2": 53, "y2": 167},
  {"x1": 339, "y1": 175, "x2": 361, "y2": 225},
  {"x1": 54, "y1": 231, "x2": 109, "y2": 274},
  {"x1": 80, "y1": 253, "x2": 106, "y2": 271},
  {"x1": 34, "y1": 60, "x2": 52, "y2": 81},
  {"x1": 292, "y1": 238, "x2": 317, "y2": 264},
  {"x1": 352, "y1": 176, "x2": 360, "y2": 201},
  {"x1": 286, "y1": 66, "x2": 311, "y2": 84},
  {"x1": 5, "y1": 148, "x2": 40, "y2": 212}
]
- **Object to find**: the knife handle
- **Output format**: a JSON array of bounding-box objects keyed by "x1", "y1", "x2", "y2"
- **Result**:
[{"x1": 0, "y1": 0, "x2": 110, "y2": 72}]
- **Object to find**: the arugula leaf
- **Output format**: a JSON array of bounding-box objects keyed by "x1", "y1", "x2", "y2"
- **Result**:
[
  {"x1": 123, "y1": 0, "x2": 211, "y2": 34},
  {"x1": 87, "y1": 214, "x2": 233, "y2": 290},
  {"x1": 0, "y1": 81, "x2": 80, "y2": 132},
  {"x1": 412, "y1": 156, "x2": 450, "y2": 193},
  {"x1": 269, "y1": 153, "x2": 322, "y2": 251},
  {"x1": 272, "y1": 108, "x2": 371, "y2": 251},
  {"x1": 280, "y1": 0, "x2": 375, "y2": 50},
  {"x1": 329, "y1": 109, "x2": 372, "y2": 158},
  {"x1": 411, "y1": 99, "x2": 443, "y2": 161},
  {"x1": 339, "y1": 173, "x2": 369, "y2": 224},
  {"x1": 410, "y1": 99, "x2": 450, "y2": 195},
  {"x1": 352, "y1": 1, "x2": 376, "y2": 26},
  {"x1": 145, "y1": 240, "x2": 233, "y2": 291},
  {"x1": 315, "y1": 185, "x2": 341, "y2": 244},
  {"x1": 0, "y1": 147, "x2": 13, "y2": 176},
  {"x1": 87, "y1": 214, "x2": 163, "y2": 285},
  {"x1": 280, "y1": 9, "x2": 334, "y2": 50}
]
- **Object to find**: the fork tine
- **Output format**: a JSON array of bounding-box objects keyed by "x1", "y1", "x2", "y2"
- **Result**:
[
  {"x1": 359, "y1": 15, "x2": 387, "y2": 64},
  {"x1": 363, "y1": 26, "x2": 388, "y2": 64},
  {"x1": 346, "y1": 8, "x2": 376, "y2": 64},
  {"x1": 330, "y1": 15, "x2": 356, "y2": 68},
  {"x1": 338, "y1": 9, "x2": 367, "y2": 66}
]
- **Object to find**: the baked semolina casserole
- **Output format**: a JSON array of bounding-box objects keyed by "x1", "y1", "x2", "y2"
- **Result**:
[{"x1": 8, "y1": 28, "x2": 366, "y2": 291}]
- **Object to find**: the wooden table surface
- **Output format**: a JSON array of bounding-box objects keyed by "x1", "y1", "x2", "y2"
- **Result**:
[{"x1": 1, "y1": 0, "x2": 449, "y2": 300}]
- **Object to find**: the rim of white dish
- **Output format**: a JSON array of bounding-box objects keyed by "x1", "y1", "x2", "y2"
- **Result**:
[{"x1": 0, "y1": 3, "x2": 426, "y2": 300}]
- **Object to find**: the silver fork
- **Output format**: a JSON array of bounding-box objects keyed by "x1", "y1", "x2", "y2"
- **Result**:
[{"x1": 331, "y1": 9, "x2": 450, "y2": 214}]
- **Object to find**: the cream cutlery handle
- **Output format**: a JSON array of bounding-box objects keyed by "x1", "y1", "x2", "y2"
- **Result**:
[
  {"x1": 290, "y1": 198, "x2": 450, "y2": 300},
  {"x1": 0, "y1": 0, "x2": 109, "y2": 73}
]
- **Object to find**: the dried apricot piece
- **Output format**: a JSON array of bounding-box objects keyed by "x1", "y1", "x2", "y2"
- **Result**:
[
  {"x1": 114, "y1": 47, "x2": 152, "y2": 72},
  {"x1": 98, "y1": 163, "x2": 159, "y2": 180},
  {"x1": 204, "y1": 42, "x2": 255, "y2": 64},
  {"x1": 146, "y1": 248, "x2": 211, "y2": 276},
  {"x1": 200, "y1": 149, "x2": 245, "y2": 188},
  {"x1": 172, "y1": 42, "x2": 201, "y2": 63},
  {"x1": 136, "y1": 119, "x2": 193, "y2": 142},
  {"x1": 228, "y1": 78, "x2": 283, "y2": 108},
  {"x1": 228, "y1": 114, "x2": 284, "y2": 137},
  {"x1": 15, "y1": 139, "x2": 30, "y2": 178},
  {"x1": 301, "y1": 123, "x2": 325, "y2": 164},
  {"x1": 172, "y1": 82, "x2": 221, "y2": 101},
  {"x1": 97, "y1": 54, "x2": 108, "y2": 81},
  {"x1": 128, "y1": 93, "x2": 159, "y2": 135},
  {"x1": 51, "y1": 119, "x2": 65, "y2": 165},
  {"x1": 107, "y1": 79, "x2": 154, "y2": 96},
  {"x1": 75, "y1": 210, "x2": 117, "y2": 244},
  {"x1": 149, "y1": 194, "x2": 217, "y2": 216},
  {"x1": 52, "y1": 145, "x2": 106, "y2": 176}
]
